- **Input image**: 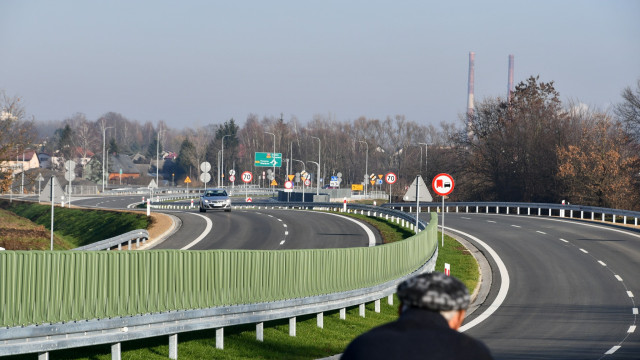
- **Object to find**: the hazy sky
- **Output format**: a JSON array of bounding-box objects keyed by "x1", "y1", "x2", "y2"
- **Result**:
[{"x1": 1, "y1": 1, "x2": 639, "y2": 130}]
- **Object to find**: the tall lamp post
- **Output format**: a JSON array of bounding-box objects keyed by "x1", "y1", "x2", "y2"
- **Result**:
[
  {"x1": 310, "y1": 136, "x2": 320, "y2": 195},
  {"x1": 221, "y1": 134, "x2": 231, "y2": 188},
  {"x1": 102, "y1": 126, "x2": 113, "y2": 193},
  {"x1": 264, "y1": 131, "x2": 276, "y2": 187},
  {"x1": 156, "y1": 128, "x2": 165, "y2": 189},
  {"x1": 358, "y1": 140, "x2": 368, "y2": 198},
  {"x1": 307, "y1": 161, "x2": 319, "y2": 197},
  {"x1": 418, "y1": 142, "x2": 429, "y2": 179}
]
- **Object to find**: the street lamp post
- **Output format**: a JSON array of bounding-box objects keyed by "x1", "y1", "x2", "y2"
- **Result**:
[
  {"x1": 310, "y1": 136, "x2": 320, "y2": 195},
  {"x1": 358, "y1": 140, "x2": 368, "y2": 198},
  {"x1": 265, "y1": 132, "x2": 276, "y2": 187},
  {"x1": 156, "y1": 128, "x2": 165, "y2": 189},
  {"x1": 418, "y1": 142, "x2": 429, "y2": 179},
  {"x1": 221, "y1": 134, "x2": 231, "y2": 188},
  {"x1": 102, "y1": 126, "x2": 113, "y2": 193}
]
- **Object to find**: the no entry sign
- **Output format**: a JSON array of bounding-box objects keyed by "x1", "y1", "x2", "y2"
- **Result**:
[{"x1": 432, "y1": 173, "x2": 455, "y2": 196}]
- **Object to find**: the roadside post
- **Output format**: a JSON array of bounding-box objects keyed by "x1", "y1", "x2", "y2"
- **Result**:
[
  {"x1": 385, "y1": 172, "x2": 397, "y2": 206},
  {"x1": 146, "y1": 199, "x2": 150, "y2": 216},
  {"x1": 432, "y1": 173, "x2": 455, "y2": 248},
  {"x1": 242, "y1": 171, "x2": 253, "y2": 201}
]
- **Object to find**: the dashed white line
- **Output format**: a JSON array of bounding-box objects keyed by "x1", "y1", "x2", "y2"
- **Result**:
[
  {"x1": 283, "y1": 224, "x2": 287, "y2": 228},
  {"x1": 597, "y1": 260, "x2": 607, "y2": 267},
  {"x1": 615, "y1": 275, "x2": 623, "y2": 282},
  {"x1": 536, "y1": 231, "x2": 546, "y2": 235},
  {"x1": 461, "y1": 217, "x2": 471, "y2": 220},
  {"x1": 284, "y1": 231, "x2": 289, "y2": 236},
  {"x1": 279, "y1": 240, "x2": 285, "y2": 245},
  {"x1": 511, "y1": 225, "x2": 521, "y2": 228},
  {"x1": 559, "y1": 238, "x2": 569, "y2": 243},
  {"x1": 633, "y1": 308, "x2": 638, "y2": 315},
  {"x1": 628, "y1": 325, "x2": 636, "y2": 333},
  {"x1": 605, "y1": 346, "x2": 621, "y2": 355},
  {"x1": 487, "y1": 220, "x2": 496, "y2": 223},
  {"x1": 579, "y1": 248, "x2": 588, "y2": 254},
  {"x1": 627, "y1": 291, "x2": 634, "y2": 298},
  {"x1": 277, "y1": 218, "x2": 283, "y2": 222}
]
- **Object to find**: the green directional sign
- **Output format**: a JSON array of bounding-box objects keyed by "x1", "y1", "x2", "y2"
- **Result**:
[{"x1": 255, "y1": 152, "x2": 282, "y2": 167}]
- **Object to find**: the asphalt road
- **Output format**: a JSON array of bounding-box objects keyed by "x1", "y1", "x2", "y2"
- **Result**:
[
  {"x1": 439, "y1": 212, "x2": 639, "y2": 359},
  {"x1": 13, "y1": 194, "x2": 639, "y2": 358}
]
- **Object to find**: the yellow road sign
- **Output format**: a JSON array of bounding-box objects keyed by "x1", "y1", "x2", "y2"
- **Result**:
[
  {"x1": 271, "y1": 179, "x2": 278, "y2": 186},
  {"x1": 288, "y1": 174, "x2": 295, "y2": 181},
  {"x1": 184, "y1": 176, "x2": 192, "y2": 184},
  {"x1": 352, "y1": 184, "x2": 363, "y2": 191}
]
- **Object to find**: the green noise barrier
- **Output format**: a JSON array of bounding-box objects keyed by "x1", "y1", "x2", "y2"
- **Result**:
[{"x1": 0, "y1": 213, "x2": 437, "y2": 327}]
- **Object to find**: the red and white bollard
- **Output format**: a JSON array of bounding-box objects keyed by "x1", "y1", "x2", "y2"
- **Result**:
[
  {"x1": 190, "y1": 199, "x2": 194, "y2": 208},
  {"x1": 343, "y1": 198, "x2": 347, "y2": 212},
  {"x1": 146, "y1": 199, "x2": 150, "y2": 216},
  {"x1": 444, "y1": 263, "x2": 450, "y2": 276},
  {"x1": 142, "y1": 196, "x2": 145, "y2": 203}
]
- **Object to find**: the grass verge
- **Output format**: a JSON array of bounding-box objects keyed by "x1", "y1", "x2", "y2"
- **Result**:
[{"x1": 0, "y1": 199, "x2": 151, "y2": 249}]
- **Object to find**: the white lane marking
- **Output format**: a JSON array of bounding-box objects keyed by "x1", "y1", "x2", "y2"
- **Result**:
[
  {"x1": 283, "y1": 224, "x2": 287, "y2": 228},
  {"x1": 285, "y1": 231, "x2": 289, "y2": 236},
  {"x1": 633, "y1": 308, "x2": 638, "y2": 315},
  {"x1": 627, "y1": 291, "x2": 634, "y2": 298},
  {"x1": 487, "y1": 220, "x2": 496, "y2": 223},
  {"x1": 320, "y1": 211, "x2": 377, "y2": 247},
  {"x1": 279, "y1": 240, "x2": 285, "y2": 245},
  {"x1": 579, "y1": 248, "x2": 589, "y2": 254},
  {"x1": 615, "y1": 275, "x2": 623, "y2": 281},
  {"x1": 181, "y1": 213, "x2": 213, "y2": 250},
  {"x1": 461, "y1": 217, "x2": 471, "y2": 220},
  {"x1": 605, "y1": 346, "x2": 621, "y2": 355},
  {"x1": 448, "y1": 228, "x2": 510, "y2": 333},
  {"x1": 267, "y1": 214, "x2": 273, "y2": 218},
  {"x1": 559, "y1": 238, "x2": 569, "y2": 243},
  {"x1": 536, "y1": 231, "x2": 546, "y2": 235},
  {"x1": 278, "y1": 218, "x2": 283, "y2": 222},
  {"x1": 598, "y1": 260, "x2": 607, "y2": 267},
  {"x1": 511, "y1": 225, "x2": 521, "y2": 228},
  {"x1": 628, "y1": 325, "x2": 636, "y2": 333}
]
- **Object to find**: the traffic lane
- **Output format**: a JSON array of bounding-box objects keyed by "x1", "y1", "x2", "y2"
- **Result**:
[
  {"x1": 257, "y1": 209, "x2": 381, "y2": 249},
  {"x1": 443, "y1": 213, "x2": 633, "y2": 359},
  {"x1": 151, "y1": 211, "x2": 210, "y2": 249},
  {"x1": 182, "y1": 209, "x2": 285, "y2": 250},
  {"x1": 70, "y1": 195, "x2": 143, "y2": 209}
]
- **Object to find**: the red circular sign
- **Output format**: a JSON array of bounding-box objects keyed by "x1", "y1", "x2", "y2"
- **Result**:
[
  {"x1": 385, "y1": 172, "x2": 397, "y2": 184},
  {"x1": 285, "y1": 181, "x2": 293, "y2": 189},
  {"x1": 304, "y1": 179, "x2": 311, "y2": 186},
  {"x1": 241, "y1": 171, "x2": 253, "y2": 183},
  {"x1": 432, "y1": 173, "x2": 455, "y2": 196},
  {"x1": 229, "y1": 175, "x2": 236, "y2": 182}
]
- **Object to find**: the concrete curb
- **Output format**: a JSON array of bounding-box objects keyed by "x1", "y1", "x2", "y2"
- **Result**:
[{"x1": 137, "y1": 213, "x2": 181, "y2": 250}]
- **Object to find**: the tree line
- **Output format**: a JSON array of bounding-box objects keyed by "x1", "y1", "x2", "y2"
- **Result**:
[{"x1": 1, "y1": 77, "x2": 639, "y2": 210}]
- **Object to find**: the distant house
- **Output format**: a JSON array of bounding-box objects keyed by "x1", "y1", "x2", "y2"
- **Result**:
[
  {"x1": 0, "y1": 149, "x2": 40, "y2": 175},
  {"x1": 107, "y1": 154, "x2": 141, "y2": 182},
  {"x1": 74, "y1": 147, "x2": 95, "y2": 166}
]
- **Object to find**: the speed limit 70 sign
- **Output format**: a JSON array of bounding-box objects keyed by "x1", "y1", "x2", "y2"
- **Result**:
[
  {"x1": 241, "y1": 171, "x2": 253, "y2": 183},
  {"x1": 385, "y1": 172, "x2": 397, "y2": 184}
]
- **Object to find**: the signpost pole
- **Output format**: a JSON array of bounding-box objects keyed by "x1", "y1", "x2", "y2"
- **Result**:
[
  {"x1": 415, "y1": 175, "x2": 420, "y2": 230},
  {"x1": 442, "y1": 196, "x2": 445, "y2": 247}
]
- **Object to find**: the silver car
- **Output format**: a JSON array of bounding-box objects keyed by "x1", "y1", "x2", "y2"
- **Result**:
[{"x1": 199, "y1": 188, "x2": 232, "y2": 212}]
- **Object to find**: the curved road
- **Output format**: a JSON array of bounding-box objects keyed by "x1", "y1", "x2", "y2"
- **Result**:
[
  {"x1": 440, "y1": 212, "x2": 639, "y2": 359},
  {"x1": 46, "y1": 195, "x2": 640, "y2": 358}
]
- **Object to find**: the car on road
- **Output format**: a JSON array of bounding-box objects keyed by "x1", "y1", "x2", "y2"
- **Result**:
[{"x1": 199, "y1": 188, "x2": 231, "y2": 212}]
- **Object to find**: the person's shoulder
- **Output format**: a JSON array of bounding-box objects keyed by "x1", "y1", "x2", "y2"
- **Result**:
[{"x1": 453, "y1": 332, "x2": 494, "y2": 359}]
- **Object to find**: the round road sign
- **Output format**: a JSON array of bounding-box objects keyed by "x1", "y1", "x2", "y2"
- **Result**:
[
  {"x1": 199, "y1": 172, "x2": 211, "y2": 183},
  {"x1": 432, "y1": 173, "x2": 455, "y2": 196},
  {"x1": 229, "y1": 169, "x2": 236, "y2": 176},
  {"x1": 285, "y1": 181, "x2": 293, "y2": 189},
  {"x1": 304, "y1": 179, "x2": 311, "y2": 187},
  {"x1": 385, "y1": 172, "x2": 397, "y2": 184},
  {"x1": 200, "y1": 161, "x2": 211, "y2": 173},
  {"x1": 241, "y1": 171, "x2": 253, "y2": 183},
  {"x1": 229, "y1": 175, "x2": 236, "y2": 182}
]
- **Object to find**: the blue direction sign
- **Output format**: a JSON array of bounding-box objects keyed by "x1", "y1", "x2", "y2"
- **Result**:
[{"x1": 255, "y1": 152, "x2": 282, "y2": 167}]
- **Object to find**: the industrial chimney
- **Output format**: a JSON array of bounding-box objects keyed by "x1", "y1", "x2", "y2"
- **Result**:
[{"x1": 466, "y1": 51, "x2": 475, "y2": 140}]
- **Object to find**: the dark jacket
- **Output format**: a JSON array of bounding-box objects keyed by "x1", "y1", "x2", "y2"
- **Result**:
[{"x1": 341, "y1": 308, "x2": 494, "y2": 360}]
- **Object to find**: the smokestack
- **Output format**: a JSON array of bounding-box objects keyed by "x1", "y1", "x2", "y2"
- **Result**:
[
  {"x1": 508, "y1": 54, "x2": 514, "y2": 102},
  {"x1": 466, "y1": 51, "x2": 475, "y2": 140}
]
